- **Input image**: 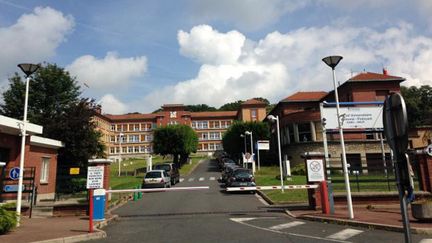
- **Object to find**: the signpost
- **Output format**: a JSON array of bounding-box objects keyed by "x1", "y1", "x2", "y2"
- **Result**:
[
  {"x1": 383, "y1": 93, "x2": 412, "y2": 243},
  {"x1": 306, "y1": 159, "x2": 325, "y2": 182},
  {"x1": 256, "y1": 140, "x2": 269, "y2": 171},
  {"x1": 86, "y1": 166, "x2": 104, "y2": 233},
  {"x1": 9, "y1": 167, "x2": 20, "y2": 180}
]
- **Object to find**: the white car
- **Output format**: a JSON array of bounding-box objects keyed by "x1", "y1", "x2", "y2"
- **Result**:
[{"x1": 141, "y1": 170, "x2": 171, "y2": 188}]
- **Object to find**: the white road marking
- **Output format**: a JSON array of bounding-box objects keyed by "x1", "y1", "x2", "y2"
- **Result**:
[
  {"x1": 188, "y1": 178, "x2": 194, "y2": 182},
  {"x1": 209, "y1": 177, "x2": 216, "y2": 181},
  {"x1": 269, "y1": 221, "x2": 305, "y2": 230},
  {"x1": 230, "y1": 218, "x2": 256, "y2": 223},
  {"x1": 419, "y1": 240, "x2": 432, "y2": 243},
  {"x1": 199, "y1": 177, "x2": 205, "y2": 181},
  {"x1": 179, "y1": 178, "x2": 184, "y2": 182},
  {"x1": 255, "y1": 193, "x2": 269, "y2": 206},
  {"x1": 327, "y1": 229, "x2": 363, "y2": 240},
  {"x1": 230, "y1": 218, "x2": 350, "y2": 243}
]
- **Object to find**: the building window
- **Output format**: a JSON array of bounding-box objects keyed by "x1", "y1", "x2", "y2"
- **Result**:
[
  {"x1": 134, "y1": 146, "x2": 140, "y2": 153},
  {"x1": 169, "y1": 120, "x2": 178, "y2": 125},
  {"x1": 129, "y1": 135, "x2": 139, "y2": 143},
  {"x1": 133, "y1": 124, "x2": 140, "y2": 131},
  {"x1": 202, "y1": 133, "x2": 209, "y2": 140},
  {"x1": 195, "y1": 121, "x2": 208, "y2": 129},
  {"x1": 40, "y1": 157, "x2": 50, "y2": 183},
  {"x1": 110, "y1": 147, "x2": 115, "y2": 154},
  {"x1": 209, "y1": 143, "x2": 215, "y2": 151},
  {"x1": 145, "y1": 134, "x2": 153, "y2": 142},
  {"x1": 298, "y1": 123, "x2": 312, "y2": 142},
  {"x1": 209, "y1": 121, "x2": 220, "y2": 129},
  {"x1": 209, "y1": 132, "x2": 220, "y2": 140},
  {"x1": 110, "y1": 136, "x2": 116, "y2": 142},
  {"x1": 128, "y1": 147, "x2": 133, "y2": 153},
  {"x1": 251, "y1": 109, "x2": 257, "y2": 121},
  {"x1": 111, "y1": 125, "x2": 115, "y2": 131}
]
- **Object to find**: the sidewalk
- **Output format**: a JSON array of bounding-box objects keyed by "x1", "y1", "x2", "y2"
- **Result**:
[
  {"x1": 289, "y1": 204, "x2": 432, "y2": 235},
  {"x1": 0, "y1": 216, "x2": 106, "y2": 243}
]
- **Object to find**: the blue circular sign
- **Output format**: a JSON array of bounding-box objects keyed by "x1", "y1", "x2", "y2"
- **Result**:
[{"x1": 9, "y1": 167, "x2": 20, "y2": 180}]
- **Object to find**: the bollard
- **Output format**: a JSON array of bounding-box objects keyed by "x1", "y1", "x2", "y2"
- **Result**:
[
  {"x1": 320, "y1": 181, "x2": 330, "y2": 214},
  {"x1": 133, "y1": 186, "x2": 138, "y2": 201}
]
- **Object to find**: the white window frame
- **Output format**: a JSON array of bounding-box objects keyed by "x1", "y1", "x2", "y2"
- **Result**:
[{"x1": 40, "y1": 157, "x2": 50, "y2": 183}]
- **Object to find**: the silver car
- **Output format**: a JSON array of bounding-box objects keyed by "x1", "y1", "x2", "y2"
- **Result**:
[{"x1": 142, "y1": 170, "x2": 171, "y2": 188}]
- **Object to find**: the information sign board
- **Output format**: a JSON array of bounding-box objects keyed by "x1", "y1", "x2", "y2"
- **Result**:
[
  {"x1": 3, "y1": 184, "x2": 23, "y2": 192},
  {"x1": 322, "y1": 106, "x2": 383, "y2": 130},
  {"x1": 426, "y1": 144, "x2": 432, "y2": 157},
  {"x1": 70, "y1": 167, "x2": 80, "y2": 175},
  {"x1": 306, "y1": 159, "x2": 325, "y2": 182},
  {"x1": 86, "y1": 166, "x2": 104, "y2": 189},
  {"x1": 257, "y1": 140, "x2": 270, "y2": 150}
]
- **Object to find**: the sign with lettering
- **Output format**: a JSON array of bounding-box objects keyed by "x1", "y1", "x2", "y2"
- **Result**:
[
  {"x1": 257, "y1": 140, "x2": 270, "y2": 150},
  {"x1": 306, "y1": 159, "x2": 325, "y2": 182},
  {"x1": 70, "y1": 167, "x2": 80, "y2": 175},
  {"x1": 86, "y1": 166, "x2": 104, "y2": 189},
  {"x1": 322, "y1": 106, "x2": 383, "y2": 130}
]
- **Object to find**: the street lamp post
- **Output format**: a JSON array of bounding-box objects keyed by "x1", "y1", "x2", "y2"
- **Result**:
[
  {"x1": 267, "y1": 115, "x2": 284, "y2": 193},
  {"x1": 245, "y1": 131, "x2": 255, "y2": 174},
  {"x1": 16, "y1": 63, "x2": 40, "y2": 225},
  {"x1": 240, "y1": 134, "x2": 247, "y2": 154},
  {"x1": 322, "y1": 55, "x2": 354, "y2": 219},
  {"x1": 118, "y1": 133, "x2": 124, "y2": 177}
]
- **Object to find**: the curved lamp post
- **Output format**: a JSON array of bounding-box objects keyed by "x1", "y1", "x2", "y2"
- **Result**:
[
  {"x1": 240, "y1": 134, "x2": 247, "y2": 154},
  {"x1": 267, "y1": 115, "x2": 284, "y2": 193},
  {"x1": 118, "y1": 133, "x2": 124, "y2": 176},
  {"x1": 322, "y1": 55, "x2": 354, "y2": 219},
  {"x1": 16, "y1": 63, "x2": 40, "y2": 225}
]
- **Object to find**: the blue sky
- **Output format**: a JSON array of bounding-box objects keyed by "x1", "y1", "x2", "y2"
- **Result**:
[{"x1": 0, "y1": 0, "x2": 431, "y2": 114}]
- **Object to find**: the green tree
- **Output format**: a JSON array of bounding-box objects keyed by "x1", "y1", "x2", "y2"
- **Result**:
[
  {"x1": 222, "y1": 121, "x2": 270, "y2": 161},
  {"x1": 153, "y1": 125, "x2": 198, "y2": 165},
  {"x1": 186, "y1": 104, "x2": 217, "y2": 112},
  {"x1": 219, "y1": 100, "x2": 243, "y2": 111},
  {"x1": 0, "y1": 63, "x2": 104, "y2": 192},
  {"x1": 401, "y1": 85, "x2": 432, "y2": 127}
]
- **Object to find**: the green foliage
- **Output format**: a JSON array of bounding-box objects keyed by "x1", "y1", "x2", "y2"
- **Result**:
[
  {"x1": 186, "y1": 104, "x2": 217, "y2": 112},
  {"x1": 291, "y1": 163, "x2": 306, "y2": 175},
  {"x1": 401, "y1": 85, "x2": 432, "y2": 127},
  {"x1": 222, "y1": 121, "x2": 270, "y2": 160},
  {"x1": 56, "y1": 177, "x2": 87, "y2": 194},
  {"x1": 0, "y1": 63, "x2": 105, "y2": 193},
  {"x1": 0, "y1": 204, "x2": 17, "y2": 234},
  {"x1": 219, "y1": 100, "x2": 243, "y2": 111},
  {"x1": 153, "y1": 125, "x2": 198, "y2": 165}
]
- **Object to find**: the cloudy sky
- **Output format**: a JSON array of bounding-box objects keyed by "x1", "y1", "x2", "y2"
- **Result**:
[{"x1": 1, "y1": 0, "x2": 432, "y2": 114}]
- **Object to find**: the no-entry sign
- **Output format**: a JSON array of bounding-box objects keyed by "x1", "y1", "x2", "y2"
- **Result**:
[{"x1": 306, "y1": 159, "x2": 325, "y2": 182}]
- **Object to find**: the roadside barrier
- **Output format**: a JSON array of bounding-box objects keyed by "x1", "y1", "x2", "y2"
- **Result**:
[{"x1": 226, "y1": 184, "x2": 318, "y2": 192}]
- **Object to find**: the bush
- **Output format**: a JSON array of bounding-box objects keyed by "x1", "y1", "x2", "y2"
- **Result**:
[
  {"x1": 291, "y1": 163, "x2": 306, "y2": 175},
  {"x1": 0, "y1": 204, "x2": 17, "y2": 234}
]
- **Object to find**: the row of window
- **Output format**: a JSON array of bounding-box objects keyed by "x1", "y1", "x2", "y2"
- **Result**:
[
  {"x1": 198, "y1": 132, "x2": 222, "y2": 141},
  {"x1": 111, "y1": 123, "x2": 155, "y2": 132},
  {"x1": 197, "y1": 143, "x2": 223, "y2": 151},
  {"x1": 109, "y1": 146, "x2": 152, "y2": 154},
  {"x1": 191, "y1": 120, "x2": 232, "y2": 130},
  {"x1": 110, "y1": 134, "x2": 153, "y2": 143}
]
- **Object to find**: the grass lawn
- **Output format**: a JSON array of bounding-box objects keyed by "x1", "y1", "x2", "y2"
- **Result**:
[{"x1": 255, "y1": 166, "x2": 308, "y2": 204}]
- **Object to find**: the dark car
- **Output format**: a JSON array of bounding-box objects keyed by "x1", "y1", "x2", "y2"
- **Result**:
[
  {"x1": 221, "y1": 163, "x2": 240, "y2": 183},
  {"x1": 225, "y1": 168, "x2": 256, "y2": 189},
  {"x1": 153, "y1": 163, "x2": 180, "y2": 185},
  {"x1": 219, "y1": 158, "x2": 236, "y2": 171}
]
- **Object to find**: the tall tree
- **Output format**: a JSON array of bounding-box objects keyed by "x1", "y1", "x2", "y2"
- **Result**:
[
  {"x1": 0, "y1": 63, "x2": 104, "y2": 191},
  {"x1": 186, "y1": 104, "x2": 217, "y2": 112},
  {"x1": 222, "y1": 121, "x2": 270, "y2": 161},
  {"x1": 153, "y1": 125, "x2": 198, "y2": 165},
  {"x1": 401, "y1": 85, "x2": 432, "y2": 127},
  {"x1": 219, "y1": 100, "x2": 243, "y2": 111}
]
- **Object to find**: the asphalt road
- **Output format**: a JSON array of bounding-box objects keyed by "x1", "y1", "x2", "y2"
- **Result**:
[{"x1": 89, "y1": 159, "x2": 430, "y2": 243}]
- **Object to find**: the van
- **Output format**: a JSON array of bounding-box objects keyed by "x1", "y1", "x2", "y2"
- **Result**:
[{"x1": 153, "y1": 163, "x2": 180, "y2": 185}]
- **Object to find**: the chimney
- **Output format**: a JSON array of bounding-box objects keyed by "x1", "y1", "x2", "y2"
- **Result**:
[{"x1": 383, "y1": 68, "x2": 388, "y2": 76}]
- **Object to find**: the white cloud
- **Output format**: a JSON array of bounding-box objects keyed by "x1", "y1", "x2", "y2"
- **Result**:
[
  {"x1": 0, "y1": 6, "x2": 74, "y2": 81},
  {"x1": 178, "y1": 25, "x2": 245, "y2": 65},
  {"x1": 137, "y1": 24, "x2": 432, "y2": 112},
  {"x1": 66, "y1": 52, "x2": 147, "y2": 92},
  {"x1": 188, "y1": 0, "x2": 309, "y2": 31},
  {"x1": 99, "y1": 94, "x2": 128, "y2": 114}
]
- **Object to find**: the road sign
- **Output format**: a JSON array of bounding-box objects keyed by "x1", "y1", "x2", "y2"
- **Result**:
[
  {"x1": 3, "y1": 184, "x2": 23, "y2": 192},
  {"x1": 426, "y1": 144, "x2": 432, "y2": 157},
  {"x1": 86, "y1": 166, "x2": 104, "y2": 189},
  {"x1": 256, "y1": 140, "x2": 270, "y2": 150},
  {"x1": 383, "y1": 93, "x2": 408, "y2": 153},
  {"x1": 9, "y1": 167, "x2": 20, "y2": 180},
  {"x1": 306, "y1": 159, "x2": 325, "y2": 182}
]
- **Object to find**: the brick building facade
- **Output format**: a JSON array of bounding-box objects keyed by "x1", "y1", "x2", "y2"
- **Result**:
[
  {"x1": 267, "y1": 71, "x2": 406, "y2": 171},
  {"x1": 94, "y1": 99, "x2": 267, "y2": 161},
  {"x1": 0, "y1": 115, "x2": 63, "y2": 202}
]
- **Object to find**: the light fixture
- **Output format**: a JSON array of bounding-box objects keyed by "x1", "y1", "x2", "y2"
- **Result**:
[{"x1": 322, "y1": 56, "x2": 343, "y2": 70}]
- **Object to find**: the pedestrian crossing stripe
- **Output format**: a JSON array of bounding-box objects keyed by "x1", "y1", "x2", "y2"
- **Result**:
[
  {"x1": 326, "y1": 229, "x2": 363, "y2": 240},
  {"x1": 199, "y1": 177, "x2": 205, "y2": 181},
  {"x1": 188, "y1": 178, "x2": 194, "y2": 182},
  {"x1": 209, "y1": 177, "x2": 216, "y2": 181},
  {"x1": 269, "y1": 221, "x2": 305, "y2": 230}
]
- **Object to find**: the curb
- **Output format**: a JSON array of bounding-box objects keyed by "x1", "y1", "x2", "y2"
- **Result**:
[
  {"x1": 256, "y1": 190, "x2": 274, "y2": 205},
  {"x1": 32, "y1": 229, "x2": 106, "y2": 243},
  {"x1": 184, "y1": 158, "x2": 205, "y2": 177},
  {"x1": 95, "y1": 214, "x2": 119, "y2": 229},
  {"x1": 296, "y1": 214, "x2": 432, "y2": 235}
]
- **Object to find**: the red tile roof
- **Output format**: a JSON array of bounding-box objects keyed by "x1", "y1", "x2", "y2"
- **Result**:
[
  {"x1": 348, "y1": 72, "x2": 405, "y2": 82},
  {"x1": 282, "y1": 91, "x2": 328, "y2": 102},
  {"x1": 191, "y1": 111, "x2": 237, "y2": 118},
  {"x1": 241, "y1": 98, "x2": 267, "y2": 106},
  {"x1": 104, "y1": 113, "x2": 156, "y2": 121}
]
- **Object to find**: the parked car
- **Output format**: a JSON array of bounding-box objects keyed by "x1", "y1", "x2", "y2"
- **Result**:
[
  {"x1": 142, "y1": 170, "x2": 171, "y2": 188},
  {"x1": 221, "y1": 164, "x2": 240, "y2": 183},
  {"x1": 219, "y1": 158, "x2": 236, "y2": 171},
  {"x1": 154, "y1": 163, "x2": 180, "y2": 185},
  {"x1": 225, "y1": 168, "x2": 256, "y2": 189}
]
